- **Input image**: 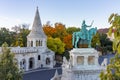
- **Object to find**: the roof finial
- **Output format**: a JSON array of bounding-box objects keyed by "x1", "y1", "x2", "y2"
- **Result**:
[{"x1": 37, "y1": 6, "x2": 38, "y2": 9}]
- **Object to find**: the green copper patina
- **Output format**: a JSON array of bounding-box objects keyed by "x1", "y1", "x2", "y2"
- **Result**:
[{"x1": 72, "y1": 20, "x2": 97, "y2": 48}]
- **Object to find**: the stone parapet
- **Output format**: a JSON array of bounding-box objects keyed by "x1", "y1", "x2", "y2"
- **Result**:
[
  {"x1": 11, "y1": 47, "x2": 38, "y2": 54},
  {"x1": 0, "y1": 47, "x2": 38, "y2": 54}
]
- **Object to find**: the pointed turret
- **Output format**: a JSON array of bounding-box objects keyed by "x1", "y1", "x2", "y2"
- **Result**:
[
  {"x1": 27, "y1": 7, "x2": 47, "y2": 47},
  {"x1": 27, "y1": 7, "x2": 46, "y2": 38}
]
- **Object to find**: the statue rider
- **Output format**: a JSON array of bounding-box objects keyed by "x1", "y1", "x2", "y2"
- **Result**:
[{"x1": 81, "y1": 20, "x2": 93, "y2": 40}]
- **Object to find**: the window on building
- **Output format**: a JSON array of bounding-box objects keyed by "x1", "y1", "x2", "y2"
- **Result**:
[
  {"x1": 38, "y1": 55, "x2": 41, "y2": 60},
  {"x1": 36, "y1": 40, "x2": 39, "y2": 46},
  {"x1": 31, "y1": 41, "x2": 33, "y2": 47},
  {"x1": 46, "y1": 57, "x2": 50, "y2": 65},
  {"x1": 39, "y1": 40, "x2": 41, "y2": 46}
]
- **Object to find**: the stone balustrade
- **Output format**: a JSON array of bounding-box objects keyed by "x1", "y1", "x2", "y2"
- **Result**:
[
  {"x1": 0, "y1": 47, "x2": 38, "y2": 54},
  {"x1": 11, "y1": 47, "x2": 38, "y2": 54}
]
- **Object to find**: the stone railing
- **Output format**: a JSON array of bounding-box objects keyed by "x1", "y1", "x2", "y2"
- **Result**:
[{"x1": 11, "y1": 47, "x2": 38, "y2": 54}]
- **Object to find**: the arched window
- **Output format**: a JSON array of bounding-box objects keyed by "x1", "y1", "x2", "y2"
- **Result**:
[
  {"x1": 38, "y1": 55, "x2": 41, "y2": 60},
  {"x1": 20, "y1": 59, "x2": 26, "y2": 70},
  {"x1": 36, "y1": 40, "x2": 39, "y2": 46},
  {"x1": 39, "y1": 40, "x2": 41, "y2": 46},
  {"x1": 31, "y1": 41, "x2": 33, "y2": 47},
  {"x1": 46, "y1": 57, "x2": 50, "y2": 65},
  {"x1": 29, "y1": 57, "x2": 35, "y2": 69}
]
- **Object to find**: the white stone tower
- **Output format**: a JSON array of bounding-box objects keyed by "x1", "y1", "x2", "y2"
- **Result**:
[{"x1": 27, "y1": 7, "x2": 47, "y2": 48}]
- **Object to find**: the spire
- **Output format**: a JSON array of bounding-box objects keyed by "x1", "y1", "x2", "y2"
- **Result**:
[{"x1": 27, "y1": 7, "x2": 46, "y2": 38}]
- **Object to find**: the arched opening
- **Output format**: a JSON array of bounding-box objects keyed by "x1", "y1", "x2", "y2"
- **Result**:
[
  {"x1": 38, "y1": 55, "x2": 41, "y2": 60},
  {"x1": 36, "y1": 40, "x2": 39, "y2": 46},
  {"x1": 20, "y1": 59, "x2": 26, "y2": 70},
  {"x1": 39, "y1": 40, "x2": 41, "y2": 46},
  {"x1": 46, "y1": 57, "x2": 50, "y2": 65},
  {"x1": 29, "y1": 57, "x2": 35, "y2": 69},
  {"x1": 31, "y1": 41, "x2": 33, "y2": 47}
]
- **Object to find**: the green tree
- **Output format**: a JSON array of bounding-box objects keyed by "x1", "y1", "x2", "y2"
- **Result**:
[
  {"x1": 66, "y1": 27, "x2": 80, "y2": 34},
  {"x1": 108, "y1": 13, "x2": 120, "y2": 53},
  {"x1": 47, "y1": 37, "x2": 65, "y2": 54},
  {"x1": 19, "y1": 25, "x2": 30, "y2": 47},
  {"x1": 0, "y1": 42, "x2": 22, "y2": 80},
  {"x1": 100, "y1": 13, "x2": 120, "y2": 80},
  {"x1": 91, "y1": 32, "x2": 101, "y2": 48},
  {"x1": 11, "y1": 24, "x2": 30, "y2": 47},
  {"x1": 98, "y1": 33, "x2": 113, "y2": 55},
  {"x1": 0, "y1": 28, "x2": 15, "y2": 46}
]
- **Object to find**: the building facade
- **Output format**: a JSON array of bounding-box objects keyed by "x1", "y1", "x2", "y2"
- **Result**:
[{"x1": 0, "y1": 7, "x2": 55, "y2": 71}]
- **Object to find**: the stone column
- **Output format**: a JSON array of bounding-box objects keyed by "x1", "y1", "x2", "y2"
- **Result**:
[
  {"x1": 51, "y1": 55, "x2": 54, "y2": 68},
  {"x1": 34, "y1": 56, "x2": 38, "y2": 69},
  {"x1": 25, "y1": 58, "x2": 29, "y2": 71},
  {"x1": 84, "y1": 56, "x2": 88, "y2": 66},
  {"x1": 33, "y1": 39, "x2": 36, "y2": 47},
  {"x1": 74, "y1": 55, "x2": 77, "y2": 66},
  {"x1": 43, "y1": 39, "x2": 47, "y2": 48},
  {"x1": 95, "y1": 56, "x2": 99, "y2": 66},
  {"x1": 17, "y1": 59, "x2": 21, "y2": 70}
]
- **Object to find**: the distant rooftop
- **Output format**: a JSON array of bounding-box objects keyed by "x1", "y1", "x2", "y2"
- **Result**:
[{"x1": 97, "y1": 28, "x2": 109, "y2": 34}]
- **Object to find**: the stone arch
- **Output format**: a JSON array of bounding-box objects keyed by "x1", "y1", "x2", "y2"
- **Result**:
[
  {"x1": 29, "y1": 57, "x2": 35, "y2": 69},
  {"x1": 31, "y1": 41, "x2": 33, "y2": 47},
  {"x1": 20, "y1": 59, "x2": 26, "y2": 70},
  {"x1": 46, "y1": 57, "x2": 50, "y2": 65},
  {"x1": 36, "y1": 40, "x2": 39, "y2": 46}
]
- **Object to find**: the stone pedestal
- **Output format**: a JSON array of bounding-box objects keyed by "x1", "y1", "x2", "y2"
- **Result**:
[{"x1": 61, "y1": 48, "x2": 104, "y2": 80}]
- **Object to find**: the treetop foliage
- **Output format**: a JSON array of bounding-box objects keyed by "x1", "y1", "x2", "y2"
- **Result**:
[{"x1": 0, "y1": 42, "x2": 22, "y2": 80}]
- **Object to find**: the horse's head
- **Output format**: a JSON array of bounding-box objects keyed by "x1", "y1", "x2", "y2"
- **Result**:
[{"x1": 89, "y1": 27, "x2": 97, "y2": 36}]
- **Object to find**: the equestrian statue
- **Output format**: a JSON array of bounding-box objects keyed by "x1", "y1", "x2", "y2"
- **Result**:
[{"x1": 72, "y1": 20, "x2": 97, "y2": 48}]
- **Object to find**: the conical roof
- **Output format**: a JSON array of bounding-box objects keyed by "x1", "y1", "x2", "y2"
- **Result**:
[{"x1": 27, "y1": 7, "x2": 46, "y2": 38}]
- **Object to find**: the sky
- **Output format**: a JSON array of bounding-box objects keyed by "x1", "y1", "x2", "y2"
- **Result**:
[{"x1": 0, "y1": 0, "x2": 120, "y2": 30}]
